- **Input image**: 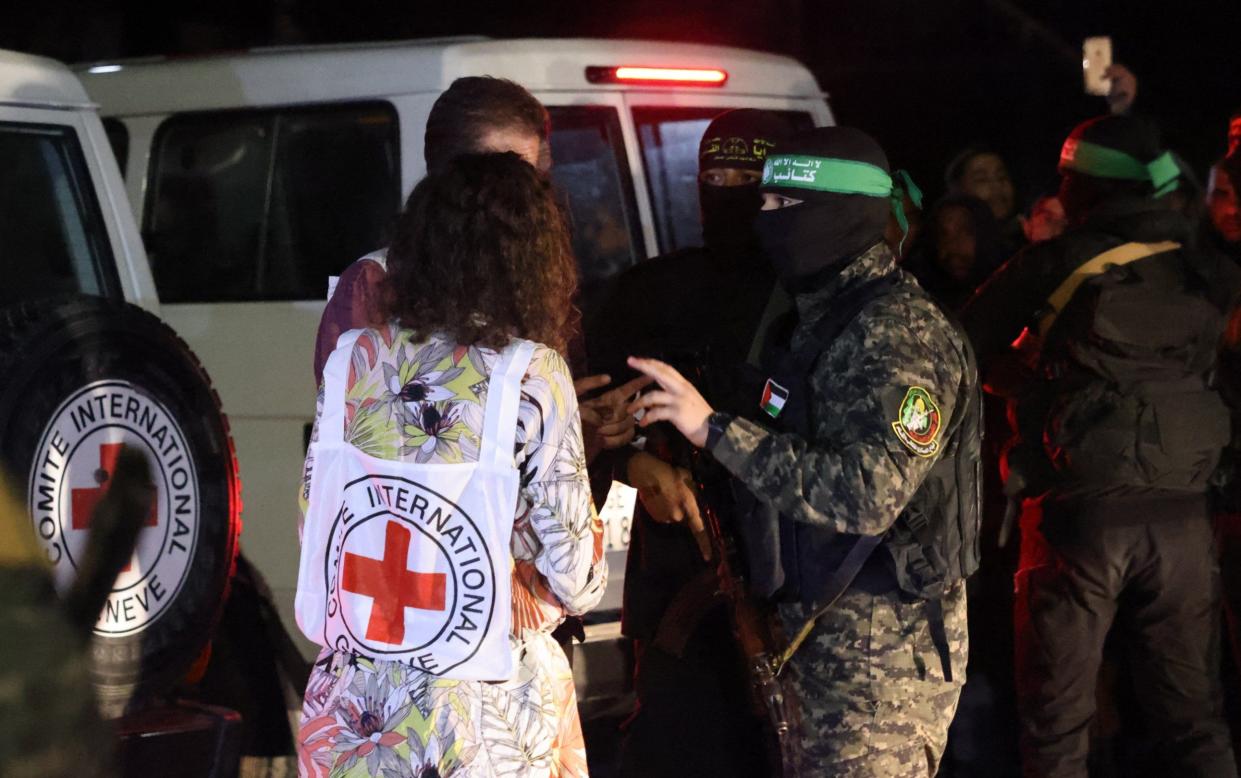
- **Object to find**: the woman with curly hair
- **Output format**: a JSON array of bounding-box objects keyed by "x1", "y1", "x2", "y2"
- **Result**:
[{"x1": 296, "y1": 152, "x2": 608, "y2": 777}]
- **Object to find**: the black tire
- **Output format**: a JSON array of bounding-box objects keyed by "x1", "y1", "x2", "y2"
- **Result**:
[{"x1": 0, "y1": 295, "x2": 241, "y2": 714}]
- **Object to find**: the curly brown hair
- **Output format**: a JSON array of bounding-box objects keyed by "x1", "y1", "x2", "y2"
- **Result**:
[{"x1": 382, "y1": 152, "x2": 578, "y2": 354}]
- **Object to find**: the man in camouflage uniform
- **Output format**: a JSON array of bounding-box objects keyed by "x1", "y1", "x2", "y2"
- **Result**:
[{"x1": 630, "y1": 127, "x2": 979, "y2": 777}]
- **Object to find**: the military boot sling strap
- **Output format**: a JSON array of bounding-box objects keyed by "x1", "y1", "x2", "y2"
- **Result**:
[{"x1": 1036, "y1": 240, "x2": 1182, "y2": 337}]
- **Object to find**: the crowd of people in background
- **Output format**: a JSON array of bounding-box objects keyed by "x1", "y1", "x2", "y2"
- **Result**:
[{"x1": 889, "y1": 73, "x2": 1241, "y2": 778}]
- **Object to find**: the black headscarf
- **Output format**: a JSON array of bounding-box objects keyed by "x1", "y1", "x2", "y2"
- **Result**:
[
  {"x1": 756, "y1": 127, "x2": 894, "y2": 292},
  {"x1": 697, "y1": 109, "x2": 790, "y2": 253}
]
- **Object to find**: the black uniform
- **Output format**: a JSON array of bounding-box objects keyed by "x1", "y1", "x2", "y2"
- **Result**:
[
  {"x1": 586, "y1": 109, "x2": 788, "y2": 778},
  {"x1": 963, "y1": 128, "x2": 1241, "y2": 776}
]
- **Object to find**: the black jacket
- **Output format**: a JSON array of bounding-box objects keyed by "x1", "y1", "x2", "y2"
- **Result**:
[
  {"x1": 586, "y1": 242, "x2": 778, "y2": 641},
  {"x1": 961, "y1": 196, "x2": 1241, "y2": 519}
]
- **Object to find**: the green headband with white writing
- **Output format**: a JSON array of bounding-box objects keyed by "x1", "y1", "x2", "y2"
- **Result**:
[
  {"x1": 761, "y1": 154, "x2": 924, "y2": 248},
  {"x1": 1059, "y1": 138, "x2": 1180, "y2": 197}
]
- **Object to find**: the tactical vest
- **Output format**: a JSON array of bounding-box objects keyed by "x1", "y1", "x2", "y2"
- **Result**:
[
  {"x1": 1026, "y1": 244, "x2": 1231, "y2": 495},
  {"x1": 739, "y1": 274, "x2": 982, "y2": 678}
]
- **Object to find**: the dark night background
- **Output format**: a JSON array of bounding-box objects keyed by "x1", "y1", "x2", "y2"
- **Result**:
[{"x1": 2, "y1": 0, "x2": 1238, "y2": 221}]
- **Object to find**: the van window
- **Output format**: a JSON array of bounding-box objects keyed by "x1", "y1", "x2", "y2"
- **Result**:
[
  {"x1": 546, "y1": 106, "x2": 643, "y2": 314},
  {"x1": 634, "y1": 108, "x2": 814, "y2": 254},
  {"x1": 0, "y1": 121, "x2": 119, "y2": 306},
  {"x1": 145, "y1": 103, "x2": 399, "y2": 303}
]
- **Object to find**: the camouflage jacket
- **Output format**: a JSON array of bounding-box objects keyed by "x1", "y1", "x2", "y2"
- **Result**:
[{"x1": 709, "y1": 242, "x2": 971, "y2": 541}]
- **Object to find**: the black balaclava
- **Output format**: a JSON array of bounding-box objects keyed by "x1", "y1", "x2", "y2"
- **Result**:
[
  {"x1": 756, "y1": 127, "x2": 899, "y2": 292},
  {"x1": 698, "y1": 109, "x2": 790, "y2": 252}
]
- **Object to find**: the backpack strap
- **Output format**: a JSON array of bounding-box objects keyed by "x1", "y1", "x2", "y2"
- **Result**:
[
  {"x1": 1037, "y1": 240, "x2": 1182, "y2": 337},
  {"x1": 775, "y1": 532, "x2": 884, "y2": 676},
  {"x1": 746, "y1": 285, "x2": 793, "y2": 367},
  {"x1": 797, "y1": 276, "x2": 898, "y2": 371},
  {"x1": 924, "y1": 597, "x2": 952, "y2": 683}
]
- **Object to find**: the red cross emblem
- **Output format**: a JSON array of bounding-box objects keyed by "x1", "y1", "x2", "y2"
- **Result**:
[
  {"x1": 71, "y1": 443, "x2": 158, "y2": 571},
  {"x1": 342, "y1": 521, "x2": 447, "y2": 645}
]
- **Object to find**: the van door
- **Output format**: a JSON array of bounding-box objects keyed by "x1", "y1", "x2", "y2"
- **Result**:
[{"x1": 136, "y1": 102, "x2": 402, "y2": 640}]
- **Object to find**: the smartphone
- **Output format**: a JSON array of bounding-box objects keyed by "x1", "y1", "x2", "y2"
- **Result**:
[{"x1": 1083, "y1": 36, "x2": 1113, "y2": 96}]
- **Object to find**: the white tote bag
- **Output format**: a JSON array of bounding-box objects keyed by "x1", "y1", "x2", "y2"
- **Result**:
[{"x1": 296, "y1": 329, "x2": 533, "y2": 680}]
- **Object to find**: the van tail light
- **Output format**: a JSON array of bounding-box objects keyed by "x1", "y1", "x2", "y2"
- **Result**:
[{"x1": 586, "y1": 66, "x2": 728, "y2": 87}]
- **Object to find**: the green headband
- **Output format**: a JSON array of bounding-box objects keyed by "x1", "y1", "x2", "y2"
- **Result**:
[
  {"x1": 761, "y1": 154, "x2": 923, "y2": 250},
  {"x1": 1059, "y1": 138, "x2": 1180, "y2": 197}
]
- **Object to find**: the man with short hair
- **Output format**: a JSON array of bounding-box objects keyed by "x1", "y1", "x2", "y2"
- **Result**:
[
  {"x1": 963, "y1": 114, "x2": 1241, "y2": 777},
  {"x1": 313, "y1": 76, "x2": 550, "y2": 387},
  {"x1": 1206, "y1": 154, "x2": 1241, "y2": 262},
  {"x1": 313, "y1": 76, "x2": 636, "y2": 464}
]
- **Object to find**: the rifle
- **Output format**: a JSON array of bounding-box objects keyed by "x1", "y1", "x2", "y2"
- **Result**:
[
  {"x1": 693, "y1": 466, "x2": 797, "y2": 777},
  {"x1": 624, "y1": 346, "x2": 796, "y2": 774},
  {"x1": 644, "y1": 412, "x2": 796, "y2": 774}
]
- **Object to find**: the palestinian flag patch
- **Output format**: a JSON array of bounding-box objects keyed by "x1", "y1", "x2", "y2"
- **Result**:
[
  {"x1": 760, "y1": 378, "x2": 789, "y2": 419},
  {"x1": 891, "y1": 386, "x2": 942, "y2": 457}
]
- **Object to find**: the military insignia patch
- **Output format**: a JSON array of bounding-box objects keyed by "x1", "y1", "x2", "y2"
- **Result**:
[{"x1": 891, "y1": 386, "x2": 942, "y2": 457}]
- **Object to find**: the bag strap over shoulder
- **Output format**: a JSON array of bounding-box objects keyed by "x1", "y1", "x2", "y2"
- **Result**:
[
  {"x1": 320, "y1": 328, "x2": 369, "y2": 445},
  {"x1": 1037, "y1": 240, "x2": 1182, "y2": 337},
  {"x1": 480, "y1": 340, "x2": 536, "y2": 469},
  {"x1": 797, "y1": 276, "x2": 898, "y2": 371}
]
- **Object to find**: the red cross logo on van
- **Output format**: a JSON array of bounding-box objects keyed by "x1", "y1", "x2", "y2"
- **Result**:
[
  {"x1": 71, "y1": 442, "x2": 159, "y2": 571},
  {"x1": 342, "y1": 521, "x2": 447, "y2": 645}
]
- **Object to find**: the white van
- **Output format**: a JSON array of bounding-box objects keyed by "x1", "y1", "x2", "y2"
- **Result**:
[{"x1": 77, "y1": 36, "x2": 833, "y2": 712}]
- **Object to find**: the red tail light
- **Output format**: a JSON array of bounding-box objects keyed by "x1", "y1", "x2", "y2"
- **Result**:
[{"x1": 586, "y1": 66, "x2": 728, "y2": 87}]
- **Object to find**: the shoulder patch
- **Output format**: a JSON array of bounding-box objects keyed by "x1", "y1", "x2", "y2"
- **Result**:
[{"x1": 891, "y1": 386, "x2": 942, "y2": 457}]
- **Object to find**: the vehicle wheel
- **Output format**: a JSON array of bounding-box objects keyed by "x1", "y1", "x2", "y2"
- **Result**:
[{"x1": 0, "y1": 295, "x2": 241, "y2": 714}]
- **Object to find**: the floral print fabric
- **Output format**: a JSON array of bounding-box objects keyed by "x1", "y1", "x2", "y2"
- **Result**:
[{"x1": 298, "y1": 326, "x2": 607, "y2": 777}]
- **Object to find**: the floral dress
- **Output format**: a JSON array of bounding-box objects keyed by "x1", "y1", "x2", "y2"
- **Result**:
[{"x1": 297, "y1": 325, "x2": 607, "y2": 778}]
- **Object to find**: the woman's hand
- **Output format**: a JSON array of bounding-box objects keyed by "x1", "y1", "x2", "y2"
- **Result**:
[{"x1": 625, "y1": 357, "x2": 714, "y2": 448}]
